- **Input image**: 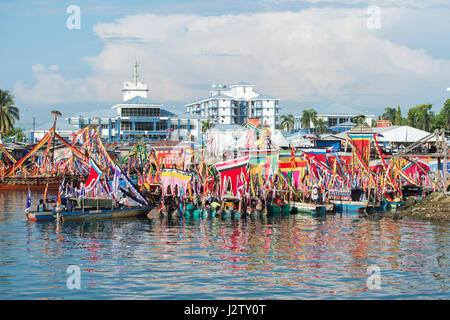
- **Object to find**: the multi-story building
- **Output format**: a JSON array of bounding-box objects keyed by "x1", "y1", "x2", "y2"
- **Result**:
[
  {"x1": 64, "y1": 63, "x2": 204, "y2": 143},
  {"x1": 185, "y1": 82, "x2": 280, "y2": 129}
]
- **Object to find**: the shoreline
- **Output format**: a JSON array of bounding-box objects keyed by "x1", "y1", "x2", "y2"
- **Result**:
[{"x1": 390, "y1": 192, "x2": 450, "y2": 222}]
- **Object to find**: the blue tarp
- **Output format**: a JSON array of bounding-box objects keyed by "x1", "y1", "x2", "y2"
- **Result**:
[{"x1": 316, "y1": 140, "x2": 341, "y2": 152}]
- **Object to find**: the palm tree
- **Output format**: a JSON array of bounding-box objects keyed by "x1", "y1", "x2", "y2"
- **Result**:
[
  {"x1": 407, "y1": 104, "x2": 433, "y2": 131},
  {"x1": 382, "y1": 107, "x2": 396, "y2": 124},
  {"x1": 315, "y1": 118, "x2": 328, "y2": 135},
  {"x1": 201, "y1": 118, "x2": 213, "y2": 134},
  {"x1": 0, "y1": 89, "x2": 20, "y2": 134},
  {"x1": 279, "y1": 114, "x2": 295, "y2": 133},
  {"x1": 301, "y1": 108, "x2": 317, "y2": 134},
  {"x1": 353, "y1": 114, "x2": 369, "y2": 127},
  {"x1": 201, "y1": 118, "x2": 213, "y2": 149}
]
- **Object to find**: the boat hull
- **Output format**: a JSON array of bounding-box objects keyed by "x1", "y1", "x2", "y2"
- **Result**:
[
  {"x1": 330, "y1": 200, "x2": 368, "y2": 213},
  {"x1": 1, "y1": 175, "x2": 79, "y2": 191},
  {"x1": 62, "y1": 207, "x2": 151, "y2": 221},
  {"x1": 26, "y1": 211, "x2": 56, "y2": 221},
  {"x1": 290, "y1": 202, "x2": 327, "y2": 216},
  {"x1": 267, "y1": 203, "x2": 291, "y2": 215}
]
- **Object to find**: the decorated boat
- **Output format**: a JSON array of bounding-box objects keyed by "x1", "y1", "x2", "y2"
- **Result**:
[
  {"x1": 330, "y1": 199, "x2": 369, "y2": 213},
  {"x1": 290, "y1": 201, "x2": 327, "y2": 216},
  {"x1": 266, "y1": 201, "x2": 291, "y2": 215}
]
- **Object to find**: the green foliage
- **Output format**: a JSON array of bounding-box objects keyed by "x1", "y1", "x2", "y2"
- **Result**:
[
  {"x1": 395, "y1": 106, "x2": 402, "y2": 125},
  {"x1": 353, "y1": 114, "x2": 369, "y2": 126},
  {"x1": 0, "y1": 89, "x2": 20, "y2": 134},
  {"x1": 280, "y1": 114, "x2": 295, "y2": 132},
  {"x1": 381, "y1": 101, "x2": 448, "y2": 132},
  {"x1": 315, "y1": 118, "x2": 328, "y2": 135},
  {"x1": 201, "y1": 118, "x2": 213, "y2": 133},
  {"x1": 301, "y1": 108, "x2": 317, "y2": 134},
  {"x1": 407, "y1": 104, "x2": 433, "y2": 131},
  {"x1": 382, "y1": 107, "x2": 396, "y2": 123},
  {"x1": 2, "y1": 127, "x2": 25, "y2": 142}
]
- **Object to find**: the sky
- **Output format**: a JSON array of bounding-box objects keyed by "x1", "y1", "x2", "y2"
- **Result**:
[{"x1": 1, "y1": 0, "x2": 450, "y2": 129}]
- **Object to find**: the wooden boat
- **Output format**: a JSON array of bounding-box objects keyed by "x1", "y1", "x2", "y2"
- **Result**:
[
  {"x1": 290, "y1": 201, "x2": 327, "y2": 216},
  {"x1": 266, "y1": 202, "x2": 291, "y2": 215},
  {"x1": 27, "y1": 197, "x2": 151, "y2": 222},
  {"x1": 26, "y1": 210, "x2": 57, "y2": 222},
  {"x1": 62, "y1": 206, "x2": 150, "y2": 221},
  {"x1": 0, "y1": 175, "x2": 79, "y2": 191},
  {"x1": 330, "y1": 200, "x2": 369, "y2": 213},
  {"x1": 386, "y1": 199, "x2": 405, "y2": 211}
]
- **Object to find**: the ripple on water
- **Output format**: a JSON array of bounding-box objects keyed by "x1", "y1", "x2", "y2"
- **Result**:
[{"x1": 0, "y1": 191, "x2": 448, "y2": 299}]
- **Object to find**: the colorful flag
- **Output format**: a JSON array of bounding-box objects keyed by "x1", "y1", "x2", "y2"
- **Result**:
[
  {"x1": 25, "y1": 187, "x2": 32, "y2": 212},
  {"x1": 85, "y1": 159, "x2": 103, "y2": 191},
  {"x1": 43, "y1": 183, "x2": 48, "y2": 201},
  {"x1": 56, "y1": 186, "x2": 61, "y2": 206}
]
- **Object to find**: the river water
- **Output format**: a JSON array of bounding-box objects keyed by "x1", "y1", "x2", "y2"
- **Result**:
[{"x1": 0, "y1": 191, "x2": 448, "y2": 300}]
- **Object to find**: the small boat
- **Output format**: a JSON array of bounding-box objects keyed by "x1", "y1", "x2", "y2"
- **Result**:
[
  {"x1": 61, "y1": 197, "x2": 151, "y2": 221},
  {"x1": 386, "y1": 199, "x2": 405, "y2": 211},
  {"x1": 330, "y1": 200, "x2": 369, "y2": 213},
  {"x1": 266, "y1": 202, "x2": 291, "y2": 215},
  {"x1": 62, "y1": 206, "x2": 151, "y2": 221},
  {"x1": 290, "y1": 201, "x2": 327, "y2": 216},
  {"x1": 26, "y1": 211, "x2": 57, "y2": 222}
]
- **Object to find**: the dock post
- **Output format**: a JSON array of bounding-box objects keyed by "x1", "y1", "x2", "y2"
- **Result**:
[
  {"x1": 435, "y1": 130, "x2": 442, "y2": 191},
  {"x1": 442, "y1": 129, "x2": 448, "y2": 191}
]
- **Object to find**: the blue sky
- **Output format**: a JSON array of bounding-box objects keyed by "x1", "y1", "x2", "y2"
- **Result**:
[{"x1": 1, "y1": 0, "x2": 450, "y2": 129}]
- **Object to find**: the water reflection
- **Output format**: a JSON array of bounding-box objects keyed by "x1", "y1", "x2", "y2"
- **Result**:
[{"x1": 0, "y1": 191, "x2": 448, "y2": 299}]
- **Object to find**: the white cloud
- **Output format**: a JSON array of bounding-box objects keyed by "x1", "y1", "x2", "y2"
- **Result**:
[
  {"x1": 14, "y1": 7, "x2": 450, "y2": 114},
  {"x1": 48, "y1": 64, "x2": 59, "y2": 72},
  {"x1": 31, "y1": 64, "x2": 45, "y2": 72}
]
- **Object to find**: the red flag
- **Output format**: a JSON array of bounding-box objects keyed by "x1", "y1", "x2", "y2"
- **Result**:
[
  {"x1": 43, "y1": 183, "x2": 49, "y2": 200},
  {"x1": 85, "y1": 159, "x2": 103, "y2": 191},
  {"x1": 56, "y1": 187, "x2": 61, "y2": 206}
]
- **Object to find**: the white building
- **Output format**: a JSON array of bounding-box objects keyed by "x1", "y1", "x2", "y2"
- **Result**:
[
  {"x1": 63, "y1": 63, "x2": 205, "y2": 143},
  {"x1": 186, "y1": 82, "x2": 280, "y2": 129}
]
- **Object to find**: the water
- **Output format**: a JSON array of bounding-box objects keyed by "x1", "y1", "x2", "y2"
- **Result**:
[{"x1": 0, "y1": 191, "x2": 448, "y2": 299}]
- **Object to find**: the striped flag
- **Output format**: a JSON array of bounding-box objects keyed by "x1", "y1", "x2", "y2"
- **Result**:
[
  {"x1": 85, "y1": 159, "x2": 103, "y2": 191},
  {"x1": 43, "y1": 184, "x2": 49, "y2": 201}
]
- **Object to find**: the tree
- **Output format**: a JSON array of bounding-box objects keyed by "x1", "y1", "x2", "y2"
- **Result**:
[
  {"x1": 431, "y1": 99, "x2": 450, "y2": 131},
  {"x1": 439, "y1": 99, "x2": 450, "y2": 130},
  {"x1": 201, "y1": 118, "x2": 213, "y2": 134},
  {"x1": 2, "y1": 127, "x2": 25, "y2": 142},
  {"x1": 301, "y1": 108, "x2": 317, "y2": 134},
  {"x1": 279, "y1": 114, "x2": 295, "y2": 133},
  {"x1": 407, "y1": 104, "x2": 433, "y2": 131},
  {"x1": 353, "y1": 114, "x2": 369, "y2": 126},
  {"x1": 0, "y1": 89, "x2": 20, "y2": 134},
  {"x1": 394, "y1": 106, "x2": 403, "y2": 125},
  {"x1": 382, "y1": 107, "x2": 396, "y2": 124},
  {"x1": 315, "y1": 118, "x2": 328, "y2": 135}
]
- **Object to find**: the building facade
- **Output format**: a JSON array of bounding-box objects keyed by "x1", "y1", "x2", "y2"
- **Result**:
[
  {"x1": 186, "y1": 82, "x2": 280, "y2": 129},
  {"x1": 64, "y1": 63, "x2": 204, "y2": 143}
]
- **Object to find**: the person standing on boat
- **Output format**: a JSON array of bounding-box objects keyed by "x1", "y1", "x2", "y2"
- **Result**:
[
  {"x1": 37, "y1": 199, "x2": 46, "y2": 212},
  {"x1": 255, "y1": 198, "x2": 263, "y2": 214},
  {"x1": 312, "y1": 187, "x2": 319, "y2": 204}
]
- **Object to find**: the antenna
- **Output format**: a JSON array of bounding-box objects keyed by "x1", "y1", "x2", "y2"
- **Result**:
[{"x1": 133, "y1": 60, "x2": 139, "y2": 85}]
